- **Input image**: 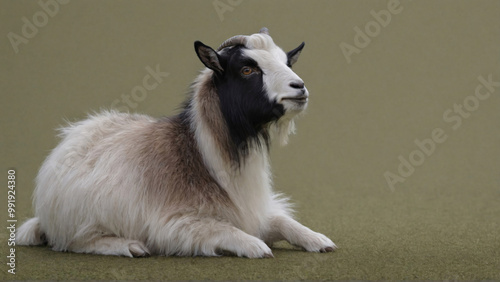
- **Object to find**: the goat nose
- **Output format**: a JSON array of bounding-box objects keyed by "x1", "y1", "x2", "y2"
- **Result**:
[{"x1": 289, "y1": 81, "x2": 305, "y2": 90}]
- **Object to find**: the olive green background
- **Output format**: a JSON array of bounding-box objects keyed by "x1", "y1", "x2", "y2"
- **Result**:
[{"x1": 1, "y1": 0, "x2": 499, "y2": 280}]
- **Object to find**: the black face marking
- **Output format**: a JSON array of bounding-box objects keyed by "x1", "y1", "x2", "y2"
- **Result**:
[{"x1": 213, "y1": 46, "x2": 285, "y2": 162}]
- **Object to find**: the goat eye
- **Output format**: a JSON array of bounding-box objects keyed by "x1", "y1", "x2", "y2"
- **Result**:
[{"x1": 241, "y1": 67, "x2": 253, "y2": 75}]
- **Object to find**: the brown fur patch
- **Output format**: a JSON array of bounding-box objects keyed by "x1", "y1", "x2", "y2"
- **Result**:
[
  {"x1": 195, "y1": 79, "x2": 234, "y2": 164},
  {"x1": 137, "y1": 114, "x2": 234, "y2": 215}
]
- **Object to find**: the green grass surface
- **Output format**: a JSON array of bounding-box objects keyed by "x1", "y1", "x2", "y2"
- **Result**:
[{"x1": 3, "y1": 180, "x2": 499, "y2": 280}]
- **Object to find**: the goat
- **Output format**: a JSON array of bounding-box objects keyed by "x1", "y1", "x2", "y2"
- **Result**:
[{"x1": 17, "y1": 28, "x2": 337, "y2": 258}]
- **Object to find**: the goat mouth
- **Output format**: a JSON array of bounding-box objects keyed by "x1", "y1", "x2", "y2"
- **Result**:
[{"x1": 281, "y1": 96, "x2": 308, "y2": 103}]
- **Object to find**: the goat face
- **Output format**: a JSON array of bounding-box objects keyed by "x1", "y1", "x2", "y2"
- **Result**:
[
  {"x1": 242, "y1": 33, "x2": 308, "y2": 116},
  {"x1": 195, "y1": 31, "x2": 307, "y2": 132}
]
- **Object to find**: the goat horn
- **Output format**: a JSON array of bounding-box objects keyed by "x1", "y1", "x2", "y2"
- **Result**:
[
  {"x1": 259, "y1": 27, "x2": 269, "y2": 35},
  {"x1": 217, "y1": 35, "x2": 248, "y2": 51}
]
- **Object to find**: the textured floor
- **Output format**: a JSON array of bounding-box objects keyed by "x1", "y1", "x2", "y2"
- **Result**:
[{"x1": 3, "y1": 177, "x2": 500, "y2": 280}]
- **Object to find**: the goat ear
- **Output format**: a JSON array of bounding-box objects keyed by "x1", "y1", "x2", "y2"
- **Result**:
[
  {"x1": 194, "y1": 41, "x2": 224, "y2": 74},
  {"x1": 287, "y1": 42, "x2": 305, "y2": 67}
]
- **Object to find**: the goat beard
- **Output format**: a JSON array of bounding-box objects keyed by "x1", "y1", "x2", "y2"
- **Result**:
[{"x1": 270, "y1": 117, "x2": 297, "y2": 146}]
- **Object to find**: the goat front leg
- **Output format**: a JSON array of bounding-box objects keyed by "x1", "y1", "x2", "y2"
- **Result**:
[
  {"x1": 152, "y1": 215, "x2": 273, "y2": 258},
  {"x1": 267, "y1": 215, "x2": 337, "y2": 252}
]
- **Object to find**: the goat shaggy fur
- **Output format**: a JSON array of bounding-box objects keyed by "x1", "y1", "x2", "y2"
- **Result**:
[{"x1": 17, "y1": 28, "x2": 336, "y2": 258}]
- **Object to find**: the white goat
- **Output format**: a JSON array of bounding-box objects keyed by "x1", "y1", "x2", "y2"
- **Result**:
[{"x1": 17, "y1": 28, "x2": 337, "y2": 258}]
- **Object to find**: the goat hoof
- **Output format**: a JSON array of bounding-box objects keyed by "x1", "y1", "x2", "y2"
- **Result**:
[
  {"x1": 320, "y1": 246, "x2": 336, "y2": 253},
  {"x1": 129, "y1": 242, "x2": 151, "y2": 257},
  {"x1": 263, "y1": 252, "x2": 274, "y2": 258}
]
